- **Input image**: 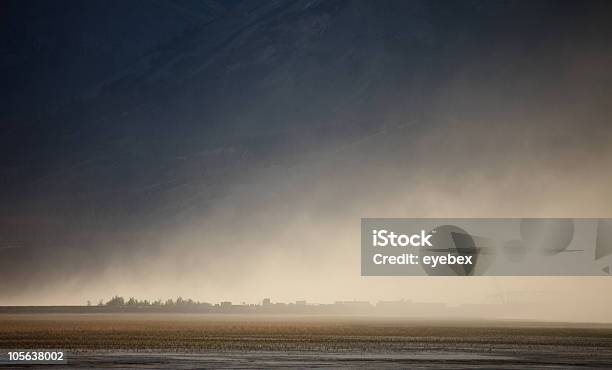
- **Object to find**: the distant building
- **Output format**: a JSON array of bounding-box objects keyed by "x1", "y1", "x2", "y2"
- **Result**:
[
  {"x1": 220, "y1": 301, "x2": 232, "y2": 309},
  {"x1": 262, "y1": 298, "x2": 271, "y2": 306},
  {"x1": 296, "y1": 300, "x2": 306, "y2": 306}
]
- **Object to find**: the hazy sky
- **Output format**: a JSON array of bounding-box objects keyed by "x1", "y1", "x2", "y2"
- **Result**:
[{"x1": 1, "y1": 0, "x2": 612, "y2": 322}]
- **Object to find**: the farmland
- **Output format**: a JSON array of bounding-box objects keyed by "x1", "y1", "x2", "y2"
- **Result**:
[{"x1": 1, "y1": 314, "x2": 612, "y2": 368}]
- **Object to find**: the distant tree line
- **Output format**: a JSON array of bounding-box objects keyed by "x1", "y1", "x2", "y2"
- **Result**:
[{"x1": 98, "y1": 296, "x2": 212, "y2": 308}]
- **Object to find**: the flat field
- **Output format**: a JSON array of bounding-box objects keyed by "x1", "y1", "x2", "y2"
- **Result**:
[{"x1": 1, "y1": 314, "x2": 612, "y2": 368}]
